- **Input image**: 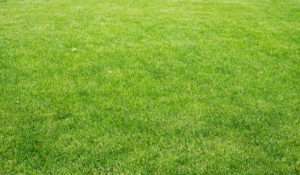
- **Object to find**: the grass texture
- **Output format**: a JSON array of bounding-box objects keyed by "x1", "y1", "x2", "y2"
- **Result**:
[{"x1": 1, "y1": 0, "x2": 300, "y2": 174}]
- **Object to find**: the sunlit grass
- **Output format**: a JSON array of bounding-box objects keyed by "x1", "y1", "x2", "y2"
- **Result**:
[{"x1": 1, "y1": 0, "x2": 299, "y2": 174}]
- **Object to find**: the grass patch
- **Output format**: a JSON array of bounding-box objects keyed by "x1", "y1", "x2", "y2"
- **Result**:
[{"x1": 1, "y1": 0, "x2": 300, "y2": 174}]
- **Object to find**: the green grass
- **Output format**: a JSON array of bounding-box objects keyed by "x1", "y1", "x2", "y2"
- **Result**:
[{"x1": 1, "y1": 0, "x2": 300, "y2": 174}]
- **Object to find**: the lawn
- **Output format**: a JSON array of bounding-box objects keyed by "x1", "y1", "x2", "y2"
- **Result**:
[{"x1": 0, "y1": 0, "x2": 300, "y2": 174}]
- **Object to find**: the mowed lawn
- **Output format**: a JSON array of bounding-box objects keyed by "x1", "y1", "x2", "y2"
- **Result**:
[{"x1": 1, "y1": 0, "x2": 300, "y2": 174}]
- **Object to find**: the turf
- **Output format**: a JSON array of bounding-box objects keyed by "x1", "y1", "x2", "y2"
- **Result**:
[{"x1": 1, "y1": 0, "x2": 300, "y2": 174}]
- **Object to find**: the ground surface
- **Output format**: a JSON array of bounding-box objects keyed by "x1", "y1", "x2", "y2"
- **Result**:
[{"x1": 1, "y1": 0, "x2": 300, "y2": 174}]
